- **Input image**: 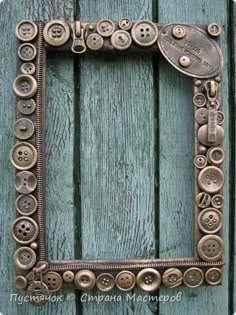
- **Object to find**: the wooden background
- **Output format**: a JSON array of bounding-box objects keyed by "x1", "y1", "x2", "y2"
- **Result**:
[{"x1": 0, "y1": 0, "x2": 235, "y2": 314}]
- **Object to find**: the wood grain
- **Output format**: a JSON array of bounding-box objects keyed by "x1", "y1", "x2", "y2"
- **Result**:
[
  {"x1": 158, "y1": 1, "x2": 230, "y2": 314},
  {"x1": 0, "y1": 1, "x2": 76, "y2": 314}
]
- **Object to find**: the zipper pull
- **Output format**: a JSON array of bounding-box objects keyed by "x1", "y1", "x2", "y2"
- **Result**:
[
  {"x1": 205, "y1": 80, "x2": 219, "y2": 143},
  {"x1": 71, "y1": 21, "x2": 87, "y2": 54}
]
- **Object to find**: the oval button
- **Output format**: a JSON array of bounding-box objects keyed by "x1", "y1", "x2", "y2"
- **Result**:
[
  {"x1": 198, "y1": 166, "x2": 224, "y2": 194},
  {"x1": 43, "y1": 272, "x2": 62, "y2": 292},
  {"x1": 15, "y1": 171, "x2": 37, "y2": 194},
  {"x1": 198, "y1": 208, "x2": 222, "y2": 234},
  {"x1": 131, "y1": 20, "x2": 158, "y2": 47},
  {"x1": 17, "y1": 99, "x2": 36, "y2": 115},
  {"x1": 183, "y1": 268, "x2": 204, "y2": 288},
  {"x1": 136, "y1": 268, "x2": 161, "y2": 292},
  {"x1": 14, "y1": 246, "x2": 36, "y2": 270},
  {"x1": 158, "y1": 24, "x2": 223, "y2": 78},
  {"x1": 205, "y1": 267, "x2": 222, "y2": 285},
  {"x1": 13, "y1": 75, "x2": 38, "y2": 99},
  {"x1": 14, "y1": 118, "x2": 35, "y2": 140},
  {"x1": 10, "y1": 142, "x2": 37, "y2": 170},
  {"x1": 12, "y1": 216, "x2": 38, "y2": 245},
  {"x1": 96, "y1": 273, "x2": 115, "y2": 292},
  {"x1": 197, "y1": 235, "x2": 224, "y2": 261},
  {"x1": 74, "y1": 270, "x2": 96, "y2": 290},
  {"x1": 15, "y1": 194, "x2": 38, "y2": 216},
  {"x1": 115, "y1": 271, "x2": 136, "y2": 291}
]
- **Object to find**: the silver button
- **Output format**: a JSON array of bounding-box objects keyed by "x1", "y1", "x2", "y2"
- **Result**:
[
  {"x1": 17, "y1": 99, "x2": 36, "y2": 115},
  {"x1": 196, "y1": 192, "x2": 211, "y2": 208},
  {"x1": 43, "y1": 272, "x2": 63, "y2": 292},
  {"x1": 86, "y1": 33, "x2": 104, "y2": 50},
  {"x1": 198, "y1": 208, "x2": 223, "y2": 234},
  {"x1": 197, "y1": 235, "x2": 224, "y2": 261},
  {"x1": 13, "y1": 75, "x2": 38, "y2": 99},
  {"x1": 198, "y1": 124, "x2": 225, "y2": 146},
  {"x1": 15, "y1": 171, "x2": 37, "y2": 194},
  {"x1": 43, "y1": 20, "x2": 70, "y2": 46},
  {"x1": 194, "y1": 155, "x2": 207, "y2": 169},
  {"x1": 9, "y1": 142, "x2": 37, "y2": 170},
  {"x1": 16, "y1": 20, "x2": 38, "y2": 42},
  {"x1": 198, "y1": 166, "x2": 224, "y2": 194},
  {"x1": 207, "y1": 147, "x2": 225, "y2": 165},
  {"x1": 111, "y1": 30, "x2": 132, "y2": 50},
  {"x1": 12, "y1": 216, "x2": 38, "y2": 245},
  {"x1": 18, "y1": 43, "x2": 37, "y2": 61},
  {"x1": 207, "y1": 23, "x2": 221, "y2": 37},
  {"x1": 193, "y1": 93, "x2": 206, "y2": 107},
  {"x1": 205, "y1": 268, "x2": 222, "y2": 285},
  {"x1": 15, "y1": 275, "x2": 28, "y2": 290},
  {"x1": 74, "y1": 270, "x2": 96, "y2": 290},
  {"x1": 179, "y1": 56, "x2": 191, "y2": 67},
  {"x1": 131, "y1": 20, "x2": 158, "y2": 47},
  {"x1": 119, "y1": 18, "x2": 132, "y2": 31},
  {"x1": 97, "y1": 19, "x2": 115, "y2": 37},
  {"x1": 172, "y1": 25, "x2": 186, "y2": 39},
  {"x1": 217, "y1": 111, "x2": 224, "y2": 125},
  {"x1": 15, "y1": 194, "x2": 38, "y2": 216},
  {"x1": 63, "y1": 271, "x2": 75, "y2": 283},
  {"x1": 14, "y1": 246, "x2": 36, "y2": 270},
  {"x1": 96, "y1": 273, "x2": 115, "y2": 292},
  {"x1": 195, "y1": 108, "x2": 208, "y2": 125},
  {"x1": 115, "y1": 271, "x2": 136, "y2": 291},
  {"x1": 21, "y1": 62, "x2": 36, "y2": 75},
  {"x1": 13, "y1": 118, "x2": 35, "y2": 140},
  {"x1": 211, "y1": 194, "x2": 224, "y2": 209}
]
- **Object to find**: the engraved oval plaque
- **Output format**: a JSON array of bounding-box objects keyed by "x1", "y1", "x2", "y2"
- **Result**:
[{"x1": 158, "y1": 24, "x2": 223, "y2": 78}]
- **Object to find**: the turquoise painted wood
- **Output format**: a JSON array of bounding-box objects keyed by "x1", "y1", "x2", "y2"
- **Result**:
[{"x1": 0, "y1": 1, "x2": 234, "y2": 315}]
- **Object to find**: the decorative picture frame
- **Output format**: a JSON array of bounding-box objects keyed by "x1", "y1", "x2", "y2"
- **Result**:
[{"x1": 10, "y1": 19, "x2": 225, "y2": 306}]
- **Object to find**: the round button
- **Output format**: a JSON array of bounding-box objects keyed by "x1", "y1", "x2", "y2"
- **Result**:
[
  {"x1": 217, "y1": 111, "x2": 224, "y2": 125},
  {"x1": 193, "y1": 93, "x2": 206, "y2": 107},
  {"x1": 194, "y1": 155, "x2": 208, "y2": 169},
  {"x1": 136, "y1": 268, "x2": 161, "y2": 292},
  {"x1": 31, "y1": 242, "x2": 38, "y2": 250},
  {"x1": 197, "y1": 235, "x2": 224, "y2": 261},
  {"x1": 18, "y1": 43, "x2": 37, "y2": 61},
  {"x1": 119, "y1": 17, "x2": 132, "y2": 31},
  {"x1": 207, "y1": 147, "x2": 225, "y2": 166},
  {"x1": 208, "y1": 23, "x2": 221, "y2": 37},
  {"x1": 96, "y1": 273, "x2": 115, "y2": 292},
  {"x1": 198, "y1": 166, "x2": 224, "y2": 194},
  {"x1": 15, "y1": 194, "x2": 38, "y2": 216},
  {"x1": 162, "y1": 268, "x2": 183, "y2": 288},
  {"x1": 17, "y1": 99, "x2": 36, "y2": 115},
  {"x1": 21, "y1": 62, "x2": 36, "y2": 75},
  {"x1": 15, "y1": 275, "x2": 28, "y2": 290},
  {"x1": 10, "y1": 142, "x2": 37, "y2": 170},
  {"x1": 97, "y1": 19, "x2": 115, "y2": 37},
  {"x1": 198, "y1": 208, "x2": 222, "y2": 234},
  {"x1": 111, "y1": 30, "x2": 132, "y2": 50},
  {"x1": 198, "y1": 125, "x2": 225, "y2": 146},
  {"x1": 27, "y1": 281, "x2": 50, "y2": 306},
  {"x1": 43, "y1": 272, "x2": 63, "y2": 292},
  {"x1": 86, "y1": 33, "x2": 104, "y2": 50},
  {"x1": 13, "y1": 118, "x2": 35, "y2": 140},
  {"x1": 183, "y1": 268, "x2": 204, "y2": 288},
  {"x1": 63, "y1": 271, "x2": 75, "y2": 283},
  {"x1": 74, "y1": 270, "x2": 96, "y2": 290},
  {"x1": 115, "y1": 271, "x2": 136, "y2": 291},
  {"x1": 198, "y1": 145, "x2": 208, "y2": 155},
  {"x1": 14, "y1": 246, "x2": 36, "y2": 270},
  {"x1": 16, "y1": 20, "x2": 38, "y2": 42},
  {"x1": 15, "y1": 171, "x2": 37, "y2": 194},
  {"x1": 172, "y1": 25, "x2": 186, "y2": 39},
  {"x1": 13, "y1": 75, "x2": 38, "y2": 99},
  {"x1": 205, "y1": 268, "x2": 222, "y2": 285},
  {"x1": 211, "y1": 194, "x2": 224, "y2": 209},
  {"x1": 195, "y1": 108, "x2": 208, "y2": 125},
  {"x1": 12, "y1": 216, "x2": 38, "y2": 245},
  {"x1": 196, "y1": 192, "x2": 211, "y2": 208},
  {"x1": 44, "y1": 20, "x2": 70, "y2": 47},
  {"x1": 131, "y1": 20, "x2": 158, "y2": 47},
  {"x1": 179, "y1": 56, "x2": 191, "y2": 67}
]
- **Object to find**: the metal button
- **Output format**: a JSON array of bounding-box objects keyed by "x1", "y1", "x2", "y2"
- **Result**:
[
  {"x1": 198, "y1": 145, "x2": 208, "y2": 155},
  {"x1": 198, "y1": 166, "x2": 224, "y2": 194},
  {"x1": 16, "y1": 20, "x2": 38, "y2": 42},
  {"x1": 207, "y1": 147, "x2": 225, "y2": 166},
  {"x1": 198, "y1": 208, "x2": 222, "y2": 234},
  {"x1": 96, "y1": 273, "x2": 115, "y2": 292},
  {"x1": 13, "y1": 118, "x2": 35, "y2": 140},
  {"x1": 10, "y1": 142, "x2": 37, "y2": 170},
  {"x1": 74, "y1": 270, "x2": 96, "y2": 290},
  {"x1": 131, "y1": 20, "x2": 158, "y2": 47},
  {"x1": 196, "y1": 192, "x2": 211, "y2": 208},
  {"x1": 86, "y1": 33, "x2": 104, "y2": 50},
  {"x1": 111, "y1": 30, "x2": 132, "y2": 50},
  {"x1": 183, "y1": 268, "x2": 204, "y2": 288},
  {"x1": 193, "y1": 93, "x2": 206, "y2": 107},
  {"x1": 115, "y1": 271, "x2": 136, "y2": 291},
  {"x1": 14, "y1": 246, "x2": 36, "y2": 270},
  {"x1": 197, "y1": 235, "x2": 224, "y2": 261},
  {"x1": 194, "y1": 155, "x2": 207, "y2": 169},
  {"x1": 43, "y1": 272, "x2": 63, "y2": 292},
  {"x1": 97, "y1": 19, "x2": 115, "y2": 37},
  {"x1": 21, "y1": 62, "x2": 36, "y2": 75},
  {"x1": 207, "y1": 23, "x2": 221, "y2": 37},
  {"x1": 27, "y1": 281, "x2": 50, "y2": 306},
  {"x1": 63, "y1": 271, "x2": 75, "y2": 283},
  {"x1": 15, "y1": 171, "x2": 37, "y2": 194},
  {"x1": 15, "y1": 275, "x2": 28, "y2": 290},
  {"x1": 31, "y1": 242, "x2": 38, "y2": 250},
  {"x1": 205, "y1": 268, "x2": 222, "y2": 285},
  {"x1": 195, "y1": 108, "x2": 208, "y2": 125},
  {"x1": 17, "y1": 99, "x2": 36, "y2": 115},
  {"x1": 43, "y1": 20, "x2": 70, "y2": 46},
  {"x1": 198, "y1": 125, "x2": 225, "y2": 146},
  {"x1": 217, "y1": 111, "x2": 224, "y2": 125},
  {"x1": 15, "y1": 194, "x2": 38, "y2": 216},
  {"x1": 172, "y1": 25, "x2": 186, "y2": 39},
  {"x1": 13, "y1": 75, "x2": 38, "y2": 99},
  {"x1": 12, "y1": 216, "x2": 38, "y2": 245},
  {"x1": 211, "y1": 194, "x2": 224, "y2": 209},
  {"x1": 136, "y1": 268, "x2": 161, "y2": 292},
  {"x1": 119, "y1": 17, "x2": 132, "y2": 31},
  {"x1": 18, "y1": 43, "x2": 37, "y2": 61},
  {"x1": 179, "y1": 56, "x2": 191, "y2": 67},
  {"x1": 162, "y1": 268, "x2": 183, "y2": 288}
]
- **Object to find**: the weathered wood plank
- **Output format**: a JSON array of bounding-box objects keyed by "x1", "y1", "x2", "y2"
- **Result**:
[
  {"x1": 0, "y1": 1, "x2": 76, "y2": 314},
  {"x1": 79, "y1": 2, "x2": 157, "y2": 314},
  {"x1": 158, "y1": 1, "x2": 229, "y2": 315}
]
